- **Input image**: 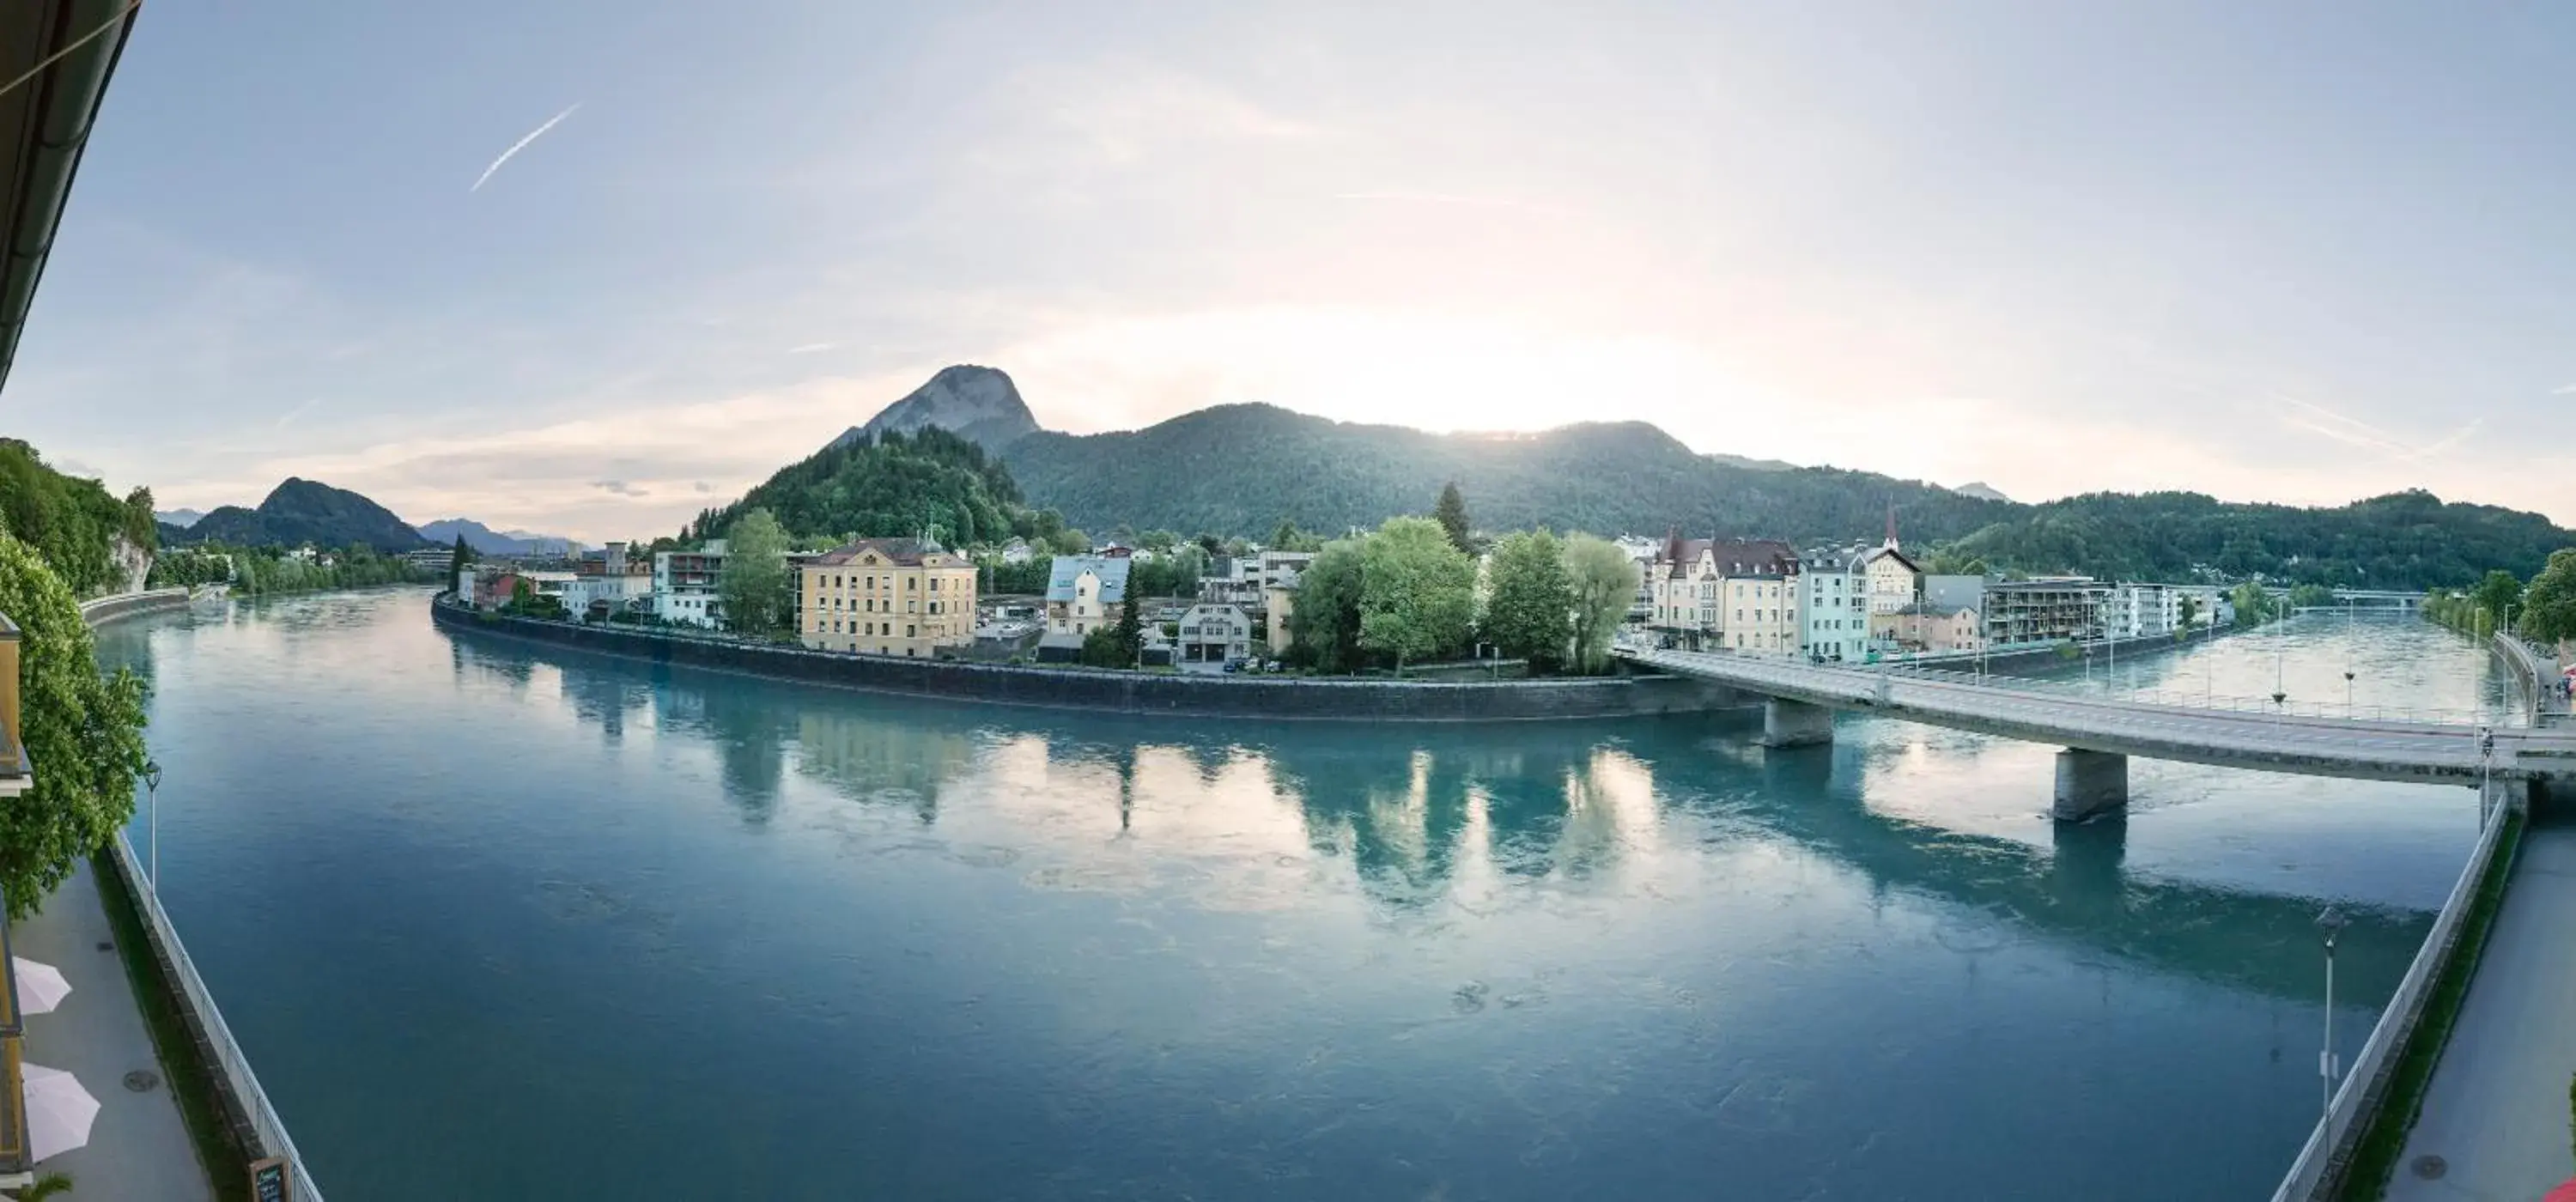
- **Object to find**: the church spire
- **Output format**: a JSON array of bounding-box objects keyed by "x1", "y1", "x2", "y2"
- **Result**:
[{"x1": 1883, "y1": 502, "x2": 1899, "y2": 550}]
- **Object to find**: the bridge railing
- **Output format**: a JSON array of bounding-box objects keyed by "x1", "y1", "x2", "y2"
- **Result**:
[{"x1": 1875, "y1": 661, "x2": 2517, "y2": 728}]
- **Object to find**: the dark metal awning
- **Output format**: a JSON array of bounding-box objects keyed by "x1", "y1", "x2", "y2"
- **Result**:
[{"x1": 0, "y1": 0, "x2": 144, "y2": 397}]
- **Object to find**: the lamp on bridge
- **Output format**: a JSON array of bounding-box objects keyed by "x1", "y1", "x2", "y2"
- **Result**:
[
  {"x1": 2316, "y1": 906, "x2": 2349, "y2": 1115},
  {"x1": 141, "y1": 759, "x2": 162, "y2": 895}
]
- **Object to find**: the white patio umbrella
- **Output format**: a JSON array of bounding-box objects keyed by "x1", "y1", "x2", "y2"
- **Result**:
[
  {"x1": 19, "y1": 1064, "x2": 99, "y2": 1162},
  {"x1": 10, "y1": 957, "x2": 69, "y2": 1015}
]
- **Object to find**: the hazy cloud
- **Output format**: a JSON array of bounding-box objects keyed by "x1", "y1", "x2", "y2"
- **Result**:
[{"x1": 592, "y1": 479, "x2": 646, "y2": 497}]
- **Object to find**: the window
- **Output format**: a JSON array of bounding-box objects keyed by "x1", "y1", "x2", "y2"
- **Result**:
[
  {"x1": 908, "y1": 578, "x2": 918, "y2": 591},
  {"x1": 931, "y1": 578, "x2": 940, "y2": 592},
  {"x1": 907, "y1": 625, "x2": 916, "y2": 638}
]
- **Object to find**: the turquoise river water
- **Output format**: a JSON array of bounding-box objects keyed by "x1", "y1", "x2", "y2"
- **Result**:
[{"x1": 96, "y1": 590, "x2": 2517, "y2": 1200}]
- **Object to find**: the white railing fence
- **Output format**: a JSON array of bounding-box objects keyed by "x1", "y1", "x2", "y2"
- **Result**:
[
  {"x1": 2267, "y1": 798, "x2": 2518, "y2": 1202},
  {"x1": 104, "y1": 832, "x2": 324, "y2": 1202}
]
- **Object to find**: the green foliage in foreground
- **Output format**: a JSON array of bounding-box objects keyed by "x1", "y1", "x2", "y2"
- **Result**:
[
  {"x1": 0, "y1": 438, "x2": 155, "y2": 598},
  {"x1": 0, "y1": 534, "x2": 147, "y2": 919},
  {"x1": 1564, "y1": 533, "x2": 1639, "y2": 675}
]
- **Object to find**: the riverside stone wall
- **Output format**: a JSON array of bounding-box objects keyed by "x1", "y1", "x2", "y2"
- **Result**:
[{"x1": 433, "y1": 599, "x2": 1750, "y2": 723}]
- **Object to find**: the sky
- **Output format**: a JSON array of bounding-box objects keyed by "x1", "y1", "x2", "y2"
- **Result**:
[{"x1": 6, "y1": 0, "x2": 2573, "y2": 541}]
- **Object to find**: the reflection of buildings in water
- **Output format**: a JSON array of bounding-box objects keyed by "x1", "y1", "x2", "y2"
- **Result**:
[{"x1": 791, "y1": 706, "x2": 982, "y2": 825}]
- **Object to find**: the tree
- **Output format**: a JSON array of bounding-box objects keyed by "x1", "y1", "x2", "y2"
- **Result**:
[
  {"x1": 2521, "y1": 549, "x2": 2576, "y2": 643},
  {"x1": 1111, "y1": 583, "x2": 1144, "y2": 666},
  {"x1": 1289, "y1": 540, "x2": 1367, "y2": 672},
  {"x1": 2472, "y1": 569, "x2": 2525, "y2": 633},
  {"x1": 2175, "y1": 592, "x2": 2199, "y2": 639},
  {"x1": 1048, "y1": 529, "x2": 1090, "y2": 556},
  {"x1": 1564, "y1": 533, "x2": 1640, "y2": 674},
  {"x1": 0, "y1": 534, "x2": 148, "y2": 919},
  {"x1": 1433, "y1": 482, "x2": 1472, "y2": 554},
  {"x1": 1481, "y1": 529, "x2": 1572, "y2": 673},
  {"x1": 1358, "y1": 517, "x2": 1475, "y2": 670},
  {"x1": 447, "y1": 535, "x2": 470, "y2": 591},
  {"x1": 2228, "y1": 580, "x2": 2273, "y2": 626},
  {"x1": 717, "y1": 507, "x2": 793, "y2": 635}
]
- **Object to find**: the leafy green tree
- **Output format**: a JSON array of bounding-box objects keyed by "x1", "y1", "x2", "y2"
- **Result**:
[
  {"x1": 1481, "y1": 529, "x2": 1572, "y2": 673},
  {"x1": 1289, "y1": 540, "x2": 1367, "y2": 672},
  {"x1": 0, "y1": 534, "x2": 149, "y2": 919},
  {"x1": 1564, "y1": 533, "x2": 1640, "y2": 675},
  {"x1": 1048, "y1": 529, "x2": 1090, "y2": 556},
  {"x1": 2521, "y1": 549, "x2": 2576, "y2": 643},
  {"x1": 1112, "y1": 584, "x2": 1144, "y2": 666},
  {"x1": 2286, "y1": 583, "x2": 2334, "y2": 610},
  {"x1": 1359, "y1": 517, "x2": 1475, "y2": 670},
  {"x1": 2473, "y1": 569, "x2": 2525, "y2": 633},
  {"x1": 2175, "y1": 592, "x2": 2199, "y2": 639},
  {"x1": 717, "y1": 508, "x2": 793, "y2": 635},
  {"x1": 447, "y1": 535, "x2": 471, "y2": 590},
  {"x1": 1434, "y1": 482, "x2": 1472, "y2": 554},
  {"x1": 2228, "y1": 581, "x2": 2274, "y2": 626}
]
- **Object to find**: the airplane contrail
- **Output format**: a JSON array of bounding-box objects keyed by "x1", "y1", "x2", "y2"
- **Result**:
[{"x1": 471, "y1": 102, "x2": 581, "y2": 193}]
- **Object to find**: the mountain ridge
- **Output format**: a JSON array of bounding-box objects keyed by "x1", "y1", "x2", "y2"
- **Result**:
[
  {"x1": 416, "y1": 518, "x2": 586, "y2": 556},
  {"x1": 828, "y1": 364, "x2": 1038, "y2": 453},
  {"x1": 170, "y1": 478, "x2": 429, "y2": 553}
]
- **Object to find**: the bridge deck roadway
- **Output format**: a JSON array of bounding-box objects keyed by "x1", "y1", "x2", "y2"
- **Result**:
[{"x1": 1626, "y1": 649, "x2": 2576, "y2": 786}]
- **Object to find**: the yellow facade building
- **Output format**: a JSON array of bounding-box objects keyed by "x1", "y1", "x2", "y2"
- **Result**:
[{"x1": 799, "y1": 537, "x2": 977, "y2": 658}]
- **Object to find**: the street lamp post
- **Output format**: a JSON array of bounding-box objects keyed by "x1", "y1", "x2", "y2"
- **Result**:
[
  {"x1": 2317, "y1": 906, "x2": 2348, "y2": 1114},
  {"x1": 142, "y1": 759, "x2": 163, "y2": 894}
]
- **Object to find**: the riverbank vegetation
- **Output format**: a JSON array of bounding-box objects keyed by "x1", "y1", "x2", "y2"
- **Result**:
[
  {"x1": 1287, "y1": 498, "x2": 1637, "y2": 677},
  {"x1": 2422, "y1": 552, "x2": 2576, "y2": 642},
  {"x1": 149, "y1": 543, "x2": 433, "y2": 595}
]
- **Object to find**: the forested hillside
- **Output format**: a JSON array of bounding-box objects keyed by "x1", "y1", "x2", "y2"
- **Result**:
[
  {"x1": 172, "y1": 477, "x2": 428, "y2": 553},
  {"x1": 1002, "y1": 404, "x2": 2007, "y2": 544},
  {"x1": 687, "y1": 426, "x2": 1029, "y2": 545},
  {"x1": 993, "y1": 404, "x2": 2572, "y2": 590},
  {"x1": 0, "y1": 439, "x2": 156, "y2": 597}
]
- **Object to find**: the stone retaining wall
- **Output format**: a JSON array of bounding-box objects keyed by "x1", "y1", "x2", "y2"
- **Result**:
[{"x1": 433, "y1": 598, "x2": 1750, "y2": 722}]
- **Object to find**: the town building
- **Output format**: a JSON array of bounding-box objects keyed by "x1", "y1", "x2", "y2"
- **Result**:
[
  {"x1": 1873, "y1": 603, "x2": 1984, "y2": 653},
  {"x1": 798, "y1": 537, "x2": 978, "y2": 657},
  {"x1": 1923, "y1": 574, "x2": 1987, "y2": 615},
  {"x1": 1982, "y1": 577, "x2": 2114, "y2": 647},
  {"x1": 653, "y1": 539, "x2": 726, "y2": 628},
  {"x1": 1045, "y1": 555, "x2": 1132, "y2": 637},
  {"x1": 1796, "y1": 549, "x2": 1870, "y2": 663},
  {"x1": 400, "y1": 546, "x2": 453, "y2": 573},
  {"x1": 999, "y1": 538, "x2": 1036, "y2": 565},
  {"x1": 1717, "y1": 540, "x2": 1802, "y2": 655},
  {"x1": 1649, "y1": 534, "x2": 1721, "y2": 649},
  {"x1": 1176, "y1": 603, "x2": 1256, "y2": 665},
  {"x1": 1264, "y1": 569, "x2": 1299, "y2": 656},
  {"x1": 2107, "y1": 583, "x2": 2177, "y2": 640}
]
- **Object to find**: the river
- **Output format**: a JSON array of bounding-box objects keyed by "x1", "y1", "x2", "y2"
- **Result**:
[{"x1": 97, "y1": 590, "x2": 2515, "y2": 1200}]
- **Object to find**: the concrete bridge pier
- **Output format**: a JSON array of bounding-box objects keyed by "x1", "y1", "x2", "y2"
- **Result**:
[
  {"x1": 2052, "y1": 749, "x2": 2129, "y2": 823},
  {"x1": 1761, "y1": 698, "x2": 1834, "y2": 748},
  {"x1": 2481, "y1": 775, "x2": 2540, "y2": 822}
]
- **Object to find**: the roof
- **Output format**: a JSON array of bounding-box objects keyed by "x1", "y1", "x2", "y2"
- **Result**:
[
  {"x1": 812, "y1": 537, "x2": 955, "y2": 568},
  {"x1": 0, "y1": 0, "x2": 143, "y2": 398},
  {"x1": 1045, "y1": 555, "x2": 1132, "y2": 604},
  {"x1": 1859, "y1": 546, "x2": 1922, "y2": 574},
  {"x1": 1660, "y1": 535, "x2": 1799, "y2": 579},
  {"x1": 1891, "y1": 602, "x2": 1977, "y2": 618}
]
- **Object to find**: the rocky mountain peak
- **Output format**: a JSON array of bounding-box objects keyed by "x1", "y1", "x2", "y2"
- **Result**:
[{"x1": 829, "y1": 364, "x2": 1042, "y2": 452}]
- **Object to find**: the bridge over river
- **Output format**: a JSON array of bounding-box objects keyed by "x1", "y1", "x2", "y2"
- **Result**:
[{"x1": 1620, "y1": 648, "x2": 2576, "y2": 821}]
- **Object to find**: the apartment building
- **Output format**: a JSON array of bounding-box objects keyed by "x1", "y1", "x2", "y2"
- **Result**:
[
  {"x1": 1983, "y1": 577, "x2": 2113, "y2": 647},
  {"x1": 1873, "y1": 603, "x2": 1984, "y2": 653},
  {"x1": 799, "y1": 537, "x2": 977, "y2": 657},
  {"x1": 1796, "y1": 549, "x2": 1870, "y2": 663},
  {"x1": 653, "y1": 538, "x2": 726, "y2": 628},
  {"x1": 1045, "y1": 555, "x2": 1132, "y2": 636}
]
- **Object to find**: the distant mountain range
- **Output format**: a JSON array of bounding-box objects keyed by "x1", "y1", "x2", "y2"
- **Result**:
[
  {"x1": 153, "y1": 507, "x2": 204, "y2": 528},
  {"x1": 161, "y1": 478, "x2": 430, "y2": 554},
  {"x1": 763, "y1": 365, "x2": 2574, "y2": 591},
  {"x1": 416, "y1": 518, "x2": 585, "y2": 557}
]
